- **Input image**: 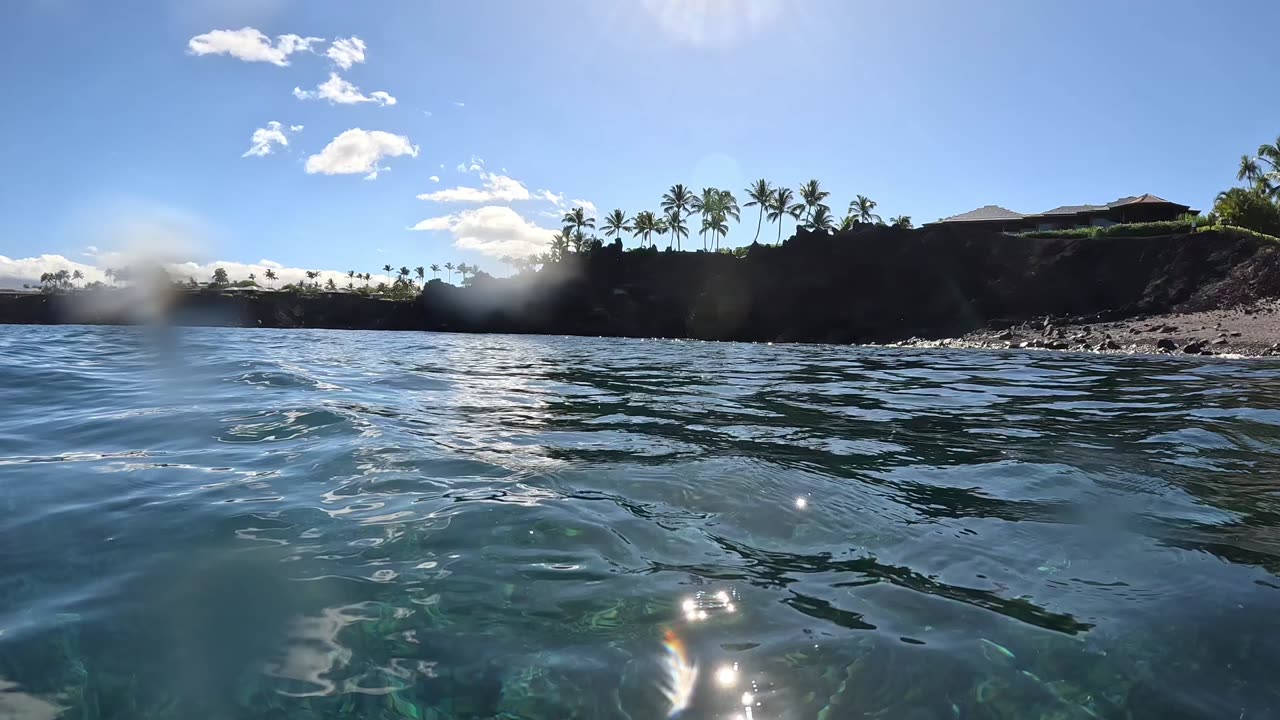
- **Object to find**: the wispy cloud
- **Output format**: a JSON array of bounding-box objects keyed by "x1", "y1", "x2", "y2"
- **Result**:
[
  {"x1": 188, "y1": 27, "x2": 322, "y2": 66},
  {"x1": 293, "y1": 73, "x2": 396, "y2": 106},
  {"x1": 417, "y1": 171, "x2": 530, "y2": 203},
  {"x1": 242, "y1": 120, "x2": 301, "y2": 157},
  {"x1": 326, "y1": 36, "x2": 366, "y2": 70}
]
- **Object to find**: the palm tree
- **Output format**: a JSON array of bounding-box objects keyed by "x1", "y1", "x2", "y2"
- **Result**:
[
  {"x1": 767, "y1": 186, "x2": 804, "y2": 243},
  {"x1": 563, "y1": 207, "x2": 596, "y2": 243},
  {"x1": 430, "y1": 263, "x2": 440, "y2": 279},
  {"x1": 744, "y1": 179, "x2": 773, "y2": 244},
  {"x1": 415, "y1": 266, "x2": 425, "y2": 287},
  {"x1": 663, "y1": 207, "x2": 688, "y2": 250},
  {"x1": 304, "y1": 270, "x2": 317, "y2": 287},
  {"x1": 347, "y1": 270, "x2": 355, "y2": 282},
  {"x1": 71, "y1": 269, "x2": 83, "y2": 288},
  {"x1": 362, "y1": 272, "x2": 371, "y2": 286},
  {"x1": 839, "y1": 214, "x2": 859, "y2": 232},
  {"x1": 264, "y1": 268, "x2": 277, "y2": 288},
  {"x1": 661, "y1": 184, "x2": 696, "y2": 251},
  {"x1": 691, "y1": 187, "x2": 720, "y2": 250},
  {"x1": 383, "y1": 264, "x2": 393, "y2": 283},
  {"x1": 717, "y1": 189, "x2": 740, "y2": 251},
  {"x1": 213, "y1": 267, "x2": 230, "y2": 286},
  {"x1": 809, "y1": 205, "x2": 836, "y2": 233},
  {"x1": 654, "y1": 216, "x2": 669, "y2": 249},
  {"x1": 326, "y1": 278, "x2": 337, "y2": 291},
  {"x1": 890, "y1": 215, "x2": 914, "y2": 229},
  {"x1": 398, "y1": 266, "x2": 410, "y2": 285},
  {"x1": 798, "y1": 179, "x2": 830, "y2": 224},
  {"x1": 444, "y1": 262, "x2": 455, "y2": 283},
  {"x1": 248, "y1": 272, "x2": 256, "y2": 286},
  {"x1": 702, "y1": 214, "x2": 728, "y2": 251},
  {"x1": 603, "y1": 209, "x2": 631, "y2": 243},
  {"x1": 104, "y1": 268, "x2": 116, "y2": 286},
  {"x1": 850, "y1": 195, "x2": 880, "y2": 224},
  {"x1": 549, "y1": 232, "x2": 570, "y2": 260},
  {"x1": 630, "y1": 211, "x2": 654, "y2": 248},
  {"x1": 1238, "y1": 155, "x2": 1262, "y2": 186}
]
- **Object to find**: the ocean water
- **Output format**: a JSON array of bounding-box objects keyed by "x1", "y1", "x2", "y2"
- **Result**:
[{"x1": 1, "y1": 326, "x2": 1279, "y2": 720}]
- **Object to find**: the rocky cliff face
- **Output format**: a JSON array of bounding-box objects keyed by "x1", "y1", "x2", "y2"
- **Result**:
[{"x1": 3, "y1": 226, "x2": 1277, "y2": 343}]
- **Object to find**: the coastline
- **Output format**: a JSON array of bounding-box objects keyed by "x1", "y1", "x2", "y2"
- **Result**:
[
  {"x1": 3, "y1": 226, "x2": 1279, "y2": 354},
  {"x1": 882, "y1": 299, "x2": 1280, "y2": 357}
]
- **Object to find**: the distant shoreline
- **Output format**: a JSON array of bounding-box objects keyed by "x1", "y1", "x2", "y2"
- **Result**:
[{"x1": 4, "y1": 226, "x2": 1279, "y2": 354}]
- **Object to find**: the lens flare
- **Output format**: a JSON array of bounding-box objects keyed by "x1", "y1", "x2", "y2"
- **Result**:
[{"x1": 661, "y1": 629, "x2": 697, "y2": 716}]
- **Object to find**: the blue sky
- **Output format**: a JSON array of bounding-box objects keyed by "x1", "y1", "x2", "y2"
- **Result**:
[{"x1": 1, "y1": 0, "x2": 1278, "y2": 287}]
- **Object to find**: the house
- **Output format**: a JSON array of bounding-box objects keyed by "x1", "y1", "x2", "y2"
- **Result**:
[{"x1": 928, "y1": 194, "x2": 1197, "y2": 233}]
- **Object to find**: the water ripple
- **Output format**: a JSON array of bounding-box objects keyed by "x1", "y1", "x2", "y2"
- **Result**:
[{"x1": 0, "y1": 327, "x2": 1278, "y2": 718}]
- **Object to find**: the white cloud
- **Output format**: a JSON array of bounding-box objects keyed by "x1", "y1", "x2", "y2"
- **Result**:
[
  {"x1": 0, "y1": 254, "x2": 105, "y2": 288},
  {"x1": 640, "y1": 0, "x2": 781, "y2": 48},
  {"x1": 188, "y1": 27, "x2": 323, "y2": 66},
  {"x1": 455, "y1": 156, "x2": 484, "y2": 173},
  {"x1": 242, "y1": 120, "x2": 301, "y2": 157},
  {"x1": 409, "y1": 206, "x2": 555, "y2": 258},
  {"x1": 83, "y1": 245, "x2": 99, "y2": 256},
  {"x1": 416, "y1": 171, "x2": 530, "y2": 203},
  {"x1": 326, "y1": 36, "x2": 366, "y2": 70},
  {"x1": 0, "y1": 252, "x2": 386, "y2": 291},
  {"x1": 164, "y1": 260, "x2": 369, "y2": 287},
  {"x1": 422, "y1": 110, "x2": 433, "y2": 118},
  {"x1": 293, "y1": 73, "x2": 396, "y2": 106},
  {"x1": 452, "y1": 101, "x2": 465, "y2": 108},
  {"x1": 305, "y1": 128, "x2": 419, "y2": 176},
  {"x1": 363, "y1": 166, "x2": 390, "y2": 181},
  {"x1": 428, "y1": 175, "x2": 440, "y2": 183},
  {"x1": 537, "y1": 190, "x2": 566, "y2": 207}
]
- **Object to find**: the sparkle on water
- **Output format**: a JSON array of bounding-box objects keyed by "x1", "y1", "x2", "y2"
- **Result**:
[{"x1": 1, "y1": 325, "x2": 1279, "y2": 718}]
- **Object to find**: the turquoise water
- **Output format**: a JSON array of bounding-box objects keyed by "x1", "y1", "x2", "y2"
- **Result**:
[{"x1": 1, "y1": 326, "x2": 1279, "y2": 719}]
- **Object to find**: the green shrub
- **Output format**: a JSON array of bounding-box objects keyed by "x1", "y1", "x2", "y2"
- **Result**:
[
  {"x1": 1097, "y1": 220, "x2": 1197, "y2": 237},
  {"x1": 1211, "y1": 187, "x2": 1280, "y2": 237},
  {"x1": 1019, "y1": 227, "x2": 1099, "y2": 239}
]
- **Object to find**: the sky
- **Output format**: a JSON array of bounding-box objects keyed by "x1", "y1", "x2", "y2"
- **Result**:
[{"x1": 2, "y1": 0, "x2": 1279, "y2": 288}]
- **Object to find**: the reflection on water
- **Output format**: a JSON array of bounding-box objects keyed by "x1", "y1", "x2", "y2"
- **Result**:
[{"x1": 0, "y1": 326, "x2": 1279, "y2": 718}]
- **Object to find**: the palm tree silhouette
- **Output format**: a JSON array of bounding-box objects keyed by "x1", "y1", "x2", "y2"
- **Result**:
[
  {"x1": 798, "y1": 179, "x2": 830, "y2": 224},
  {"x1": 444, "y1": 262, "x2": 455, "y2": 283},
  {"x1": 767, "y1": 187, "x2": 804, "y2": 243},
  {"x1": 744, "y1": 179, "x2": 773, "y2": 244},
  {"x1": 890, "y1": 215, "x2": 914, "y2": 229},
  {"x1": 661, "y1": 184, "x2": 695, "y2": 251},
  {"x1": 264, "y1": 269, "x2": 277, "y2": 288},
  {"x1": 663, "y1": 208, "x2": 688, "y2": 250},
  {"x1": 809, "y1": 206, "x2": 836, "y2": 233},
  {"x1": 71, "y1": 269, "x2": 83, "y2": 288},
  {"x1": 631, "y1": 211, "x2": 656, "y2": 248},
  {"x1": 415, "y1": 266, "x2": 425, "y2": 287},
  {"x1": 603, "y1": 209, "x2": 631, "y2": 243},
  {"x1": 563, "y1": 207, "x2": 596, "y2": 245},
  {"x1": 691, "y1": 187, "x2": 719, "y2": 250},
  {"x1": 382, "y1": 264, "x2": 393, "y2": 283},
  {"x1": 850, "y1": 195, "x2": 881, "y2": 224},
  {"x1": 430, "y1": 263, "x2": 440, "y2": 279}
]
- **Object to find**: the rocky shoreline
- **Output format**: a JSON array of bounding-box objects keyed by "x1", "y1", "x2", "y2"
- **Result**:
[
  {"x1": 882, "y1": 299, "x2": 1280, "y2": 357},
  {"x1": 3, "y1": 226, "x2": 1280, "y2": 353}
]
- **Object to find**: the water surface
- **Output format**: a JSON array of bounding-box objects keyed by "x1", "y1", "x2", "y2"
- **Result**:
[{"x1": 1, "y1": 326, "x2": 1278, "y2": 719}]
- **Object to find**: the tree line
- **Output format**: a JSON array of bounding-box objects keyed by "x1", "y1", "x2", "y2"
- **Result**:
[{"x1": 545, "y1": 180, "x2": 912, "y2": 260}]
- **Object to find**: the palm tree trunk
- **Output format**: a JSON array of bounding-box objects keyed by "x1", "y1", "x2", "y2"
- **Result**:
[{"x1": 753, "y1": 209, "x2": 763, "y2": 243}]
